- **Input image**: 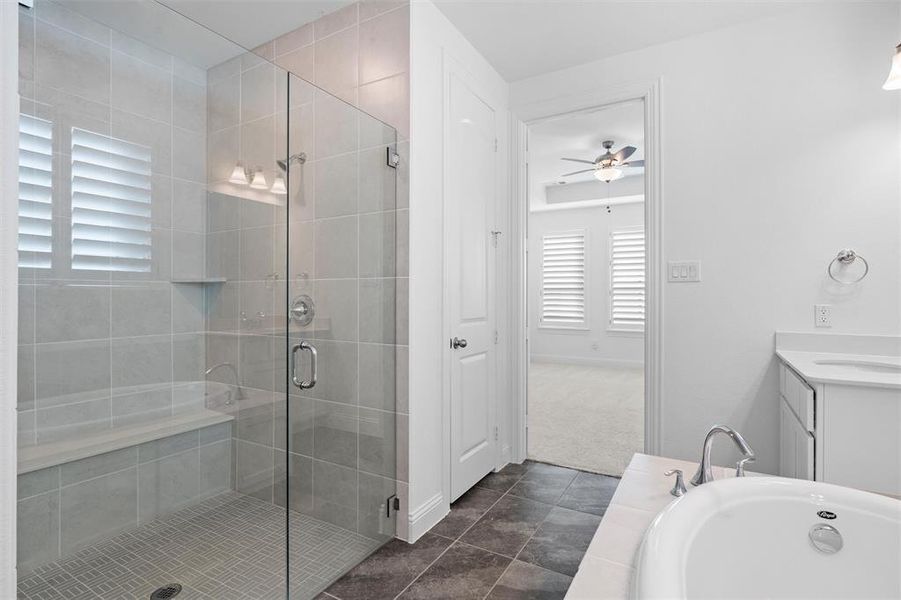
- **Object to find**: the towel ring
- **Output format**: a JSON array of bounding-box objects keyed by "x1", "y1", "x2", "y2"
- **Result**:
[{"x1": 827, "y1": 249, "x2": 868, "y2": 284}]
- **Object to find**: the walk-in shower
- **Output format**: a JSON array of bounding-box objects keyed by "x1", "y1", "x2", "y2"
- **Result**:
[{"x1": 15, "y1": 1, "x2": 399, "y2": 598}]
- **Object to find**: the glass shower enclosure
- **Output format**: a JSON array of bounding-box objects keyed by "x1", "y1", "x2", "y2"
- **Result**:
[{"x1": 15, "y1": 1, "x2": 398, "y2": 598}]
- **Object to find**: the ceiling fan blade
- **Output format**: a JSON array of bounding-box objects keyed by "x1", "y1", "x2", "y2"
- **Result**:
[
  {"x1": 560, "y1": 168, "x2": 595, "y2": 177},
  {"x1": 560, "y1": 158, "x2": 596, "y2": 165},
  {"x1": 613, "y1": 146, "x2": 637, "y2": 163},
  {"x1": 623, "y1": 159, "x2": 644, "y2": 168}
]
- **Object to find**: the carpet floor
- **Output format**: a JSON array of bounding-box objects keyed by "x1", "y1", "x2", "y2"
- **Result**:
[{"x1": 528, "y1": 361, "x2": 644, "y2": 476}]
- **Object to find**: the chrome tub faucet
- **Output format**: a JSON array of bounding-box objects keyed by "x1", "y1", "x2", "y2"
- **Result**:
[{"x1": 691, "y1": 424, "x2": 756, "y2": 486}]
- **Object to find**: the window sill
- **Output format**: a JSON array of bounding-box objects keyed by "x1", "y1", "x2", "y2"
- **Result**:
[
  {"x1": 538, "y1": 324, "x2": 589, "y2": 333},
  {"x1": 607, "y1": 328, "x2": 644, "y2": 338}
]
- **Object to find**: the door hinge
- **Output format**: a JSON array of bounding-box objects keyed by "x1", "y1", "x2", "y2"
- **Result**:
[
  {"x1": 386, "y1": 145, "x2": 400, "y2": 169},
  {"x1": 494, "y1": 426, "x2": 499, "y2": 441},
  {"x1": 494, "y1": 138, "x2": 498, "y2": 152},
  {"x1": 386, "y1": 494, "x2": 399, "y2": 517},
  {"x1": 494, "y1": 330, "x2": 499, "y2": 344}
]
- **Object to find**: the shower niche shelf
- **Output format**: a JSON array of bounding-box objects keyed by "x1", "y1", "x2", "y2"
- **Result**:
[{"x1": 171, "y1": 278, "x2": 227, "y2": 284}]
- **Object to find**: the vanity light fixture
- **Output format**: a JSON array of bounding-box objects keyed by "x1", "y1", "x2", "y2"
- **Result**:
[
  {"x1": 270, "y1": 174, "x2": 287, "y2": 195},
  {"x1": 249, "y1": 166, "x2": 268, "y2": 190},
  {"x1": 229, "y1": 161, "x2": 249, "y2": 185},
  {"x1": 594, "y1": 166, "x2": 624, "y2": 183},
  {"x1": 883, "y1": 43, "x2": 901, "y2": 90}
]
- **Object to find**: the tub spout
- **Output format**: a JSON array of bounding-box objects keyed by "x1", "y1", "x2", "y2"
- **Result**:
[{"x1": 690, "y1": 424, "x2": 755, "y2": 486}]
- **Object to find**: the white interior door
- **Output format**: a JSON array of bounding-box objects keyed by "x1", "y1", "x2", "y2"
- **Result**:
[{"x1": 447, "y1": 65, "x2": 497, "y2": 501}]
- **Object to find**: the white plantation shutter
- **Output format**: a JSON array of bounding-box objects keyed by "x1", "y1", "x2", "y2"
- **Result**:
[
  {"x1": 71, "y1": 128, "x2": 153, "y2": 272},
  {"x1": 540, "y1": 231, "x2": 587, "y2": 327},
  {"x1": 609, "y1": 227, "x2": 645, "y2": 331},
  {"x1": 18, "y1": 114, "x2": 53, "y2": 269}
]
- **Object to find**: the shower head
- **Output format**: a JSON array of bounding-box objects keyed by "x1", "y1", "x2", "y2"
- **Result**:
[{"x1": 277, "y1": 152, "x2": 307, "y2": 171}]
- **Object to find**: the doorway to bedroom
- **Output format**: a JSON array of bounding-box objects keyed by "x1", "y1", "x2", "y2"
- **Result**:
[{"x1": 526, "y1": 100, "x2": 646, "y2": 476}]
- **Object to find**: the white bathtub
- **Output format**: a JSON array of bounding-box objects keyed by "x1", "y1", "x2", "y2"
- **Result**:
[{"x1": 634, "y1": 476, "x2": 901, "y2": 600}]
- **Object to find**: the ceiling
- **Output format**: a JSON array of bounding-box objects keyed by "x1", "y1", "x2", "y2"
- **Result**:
[
  {"x1": 529, "y1": 100, "x2": 644, "y2": 187},
  {"x1": 60, "y1": 0, "x2": 353, "y2": 68},
  {"x1": 159, "y1": 0, "x2": 355, "y2": 53},
  {"x1": 432, "y1": 1, "x2": 804, "y2": 81}
]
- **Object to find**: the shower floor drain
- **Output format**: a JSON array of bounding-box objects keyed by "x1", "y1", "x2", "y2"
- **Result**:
[{"x1": 150, "y1": 584, "x2": 182, "y2": 599}]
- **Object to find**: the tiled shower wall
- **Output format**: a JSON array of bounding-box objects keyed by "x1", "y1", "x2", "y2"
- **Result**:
[
  {"x1": 16, "y1": 0, "x2": 209, "y2": 450},
  {"x1": 15, "y1": 0, "x2": 232, "y2": 573},
  {"x1": 270, "y1": 0, "x2": 410, "y2": 538},
  {"x1": 202, "y1": 0, "x2": 411, "y2": 539}
]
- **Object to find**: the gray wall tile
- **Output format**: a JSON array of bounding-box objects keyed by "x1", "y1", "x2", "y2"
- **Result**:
[
  {"x1": 313, "y1": 400, "x2": 358, "y2": 468},
  {"x1": 111, "y1": 335, "x2": 172, "y2": 389},
  {"x1": 17, "y1": 467, "x2": 59, "y2": 501},
  {"x1": 138, "y1": 448, "x2": 200, "y2": 522},
  {"x1": 35, "y1": 284, "x2": 110, "y2": 343},
  {"x1": 17, "y1": 491, "x2": 60, "y2": 573},
  {"x1": 359, "y1": 407, "x2": 395, "y2": 478},
  {"x1": 111, "y1": 283, "x2": 172, "y2": 338},
  {"x1": 61, "y1": 448, "x2": 137, "y2": 487},
  {"x1": 60, "y1": 468, "x2": 137, "y2": 555}
]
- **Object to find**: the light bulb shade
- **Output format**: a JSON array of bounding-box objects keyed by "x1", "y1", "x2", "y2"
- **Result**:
[
  {"x1": 249, "y1": 167, "x2": 268, "y2": 190},
  {"x1": 229, "y1": 161, "x2": 248, "y2": 185},
  {"x1": 270, "y1": 174, "x2": 287, "y2": 195},
  {"x1": 594, "y1": 167, "x2": 623, "y2": 182},
  {"x1": 883, "y1": 45, "x2": 901, "y2": 91}
]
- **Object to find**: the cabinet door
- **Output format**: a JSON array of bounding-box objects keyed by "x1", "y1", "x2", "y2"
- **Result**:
[
  {"x1": 780, "y1": 400, "x2": 814, "y2": 480},
  {"x1": 779, "y1": 401, "x2": 796, "y2": 479}
]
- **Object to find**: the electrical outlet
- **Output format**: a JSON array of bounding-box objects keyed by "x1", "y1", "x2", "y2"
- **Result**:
[
  {"x1": 591, "y1": 342, "x2": 600, "y2": 351},
  {"x1": 815, "y1": 304, "x2": 832, "y2": 328}
]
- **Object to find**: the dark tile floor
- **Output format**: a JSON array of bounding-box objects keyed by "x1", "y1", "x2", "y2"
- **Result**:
[{"x1": 322, "y1": 461, "x2": 620, "y2": 600}]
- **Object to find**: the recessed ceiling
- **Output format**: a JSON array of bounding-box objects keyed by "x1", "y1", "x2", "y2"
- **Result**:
[
  {"x1": 433, "y1": 1, "x2": 805, "y2": 81},
  {"x1": 529, "y1": 100, "x2": 644, "y2": 187}
]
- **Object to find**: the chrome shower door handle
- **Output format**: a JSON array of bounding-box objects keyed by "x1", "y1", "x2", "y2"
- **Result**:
[{"x1": 291, "y1": 341, "x2": 317, "y2": 389}]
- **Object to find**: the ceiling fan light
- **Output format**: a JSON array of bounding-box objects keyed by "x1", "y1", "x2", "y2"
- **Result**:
[
  {"x1": 595, "y1": 167, "x2": 623, "y2": 183},
  {"x1": 883, "y1": 44, "x2": 901, "y2": 91},
  {"x1": 249, "y1": 167, "x2": 269, "y2": 190},
  {"x1": 229, "y1": 161, "x2": 248, "y2": 185}
]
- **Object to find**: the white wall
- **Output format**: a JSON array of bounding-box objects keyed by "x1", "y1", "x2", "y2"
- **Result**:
[
  {"x1": 512, "y1": 3, "x2": 901, "y2": 474},
  {"x1": 0, "y1": 0, "x2": 18, "y2": 594},
  {"x1": 407, "y1": 0, "x2": 509, "y2": 540},
  {"x1": 529, "y1": 203, "x2": 644, "y2": 366}
]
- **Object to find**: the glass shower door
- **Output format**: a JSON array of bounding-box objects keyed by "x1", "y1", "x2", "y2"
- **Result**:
[{"x1": 283, "y1": 74, "x2": 399, "y2": 599}]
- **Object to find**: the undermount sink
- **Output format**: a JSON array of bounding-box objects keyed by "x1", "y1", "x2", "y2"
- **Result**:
[
  {"x1": 813, "y1": 358, "x2": 901, "y2": 374},
  {"x1": 633, "y1": 477, "x2": 901, "y2": 599}
]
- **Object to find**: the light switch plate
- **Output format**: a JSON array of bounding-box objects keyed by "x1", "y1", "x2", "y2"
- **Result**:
[{"x1": 667, "y1": 261, "x2": 701, "y2": 282}]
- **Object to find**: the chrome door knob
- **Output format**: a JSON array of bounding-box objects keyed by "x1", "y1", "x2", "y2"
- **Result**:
[{"x1": 451, "y1": 337, "x2": 468, "y2": 349}]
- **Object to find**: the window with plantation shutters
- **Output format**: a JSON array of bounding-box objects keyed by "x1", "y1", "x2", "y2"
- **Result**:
[
  {"x1": 540, "y1": 231, "x2": 587, "y2": 328},
  {"x1": 609, "y1": 227, "x2": 645, "y2": 331},
  {"x1": 18, "y1": 114, "x2": 53, "y2": 269},
  {"x1": 71, "y1": 128, "x2": 153, "y2": 272}
]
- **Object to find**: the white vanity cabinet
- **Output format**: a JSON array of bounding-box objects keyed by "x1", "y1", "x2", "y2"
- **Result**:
[{"x1": 776, "y1": 345, "x2": 901, "y2": 496}]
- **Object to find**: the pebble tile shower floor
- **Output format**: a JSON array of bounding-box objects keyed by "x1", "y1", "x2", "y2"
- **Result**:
[{"x1": 16, "y1": 492, "x2": 382, "y2": 600}]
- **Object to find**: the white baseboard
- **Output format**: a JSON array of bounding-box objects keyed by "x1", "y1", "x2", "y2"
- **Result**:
[
  {"x1": 530, "y1": 354, "x2": 644, "y2": 369},
  {"x1": 406, "y1": 492, "x2": 447, "y2": 542}
]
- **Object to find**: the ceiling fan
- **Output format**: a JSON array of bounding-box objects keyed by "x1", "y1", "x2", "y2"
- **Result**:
[{"x1": 560, "y1": 140, "x2": 644, "y2": 182}]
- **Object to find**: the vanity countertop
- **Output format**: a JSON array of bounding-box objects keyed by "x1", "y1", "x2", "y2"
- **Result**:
[
  {"x1": 776, "y1": 349, "x2": 901, "y2": 389},
  {"x1": 774, "y1": 332, "x2": 901, "y2": 389},
  {"x1": 565, "y1": 454, "x2": 742, "y2": 600}
]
